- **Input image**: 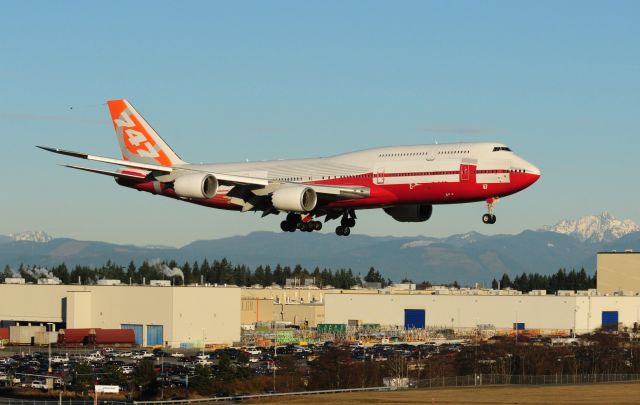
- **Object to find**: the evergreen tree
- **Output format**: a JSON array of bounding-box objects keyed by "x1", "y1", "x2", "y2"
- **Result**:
[
  {"x1": 133, "y1": 359, "x2": 158, "y2": 399},
  {"x1": 190, "y1": 364, "x2": 213, "y2": 395},
  {"x1": 126, "y1": 261, "x2": 137, "y2": 284},
  {"x1": 52, "y1": 263, "x2": 70, "y2": 284},
  {"x1": 1, "y1": 265, "x2": 13, "y2": 283}
]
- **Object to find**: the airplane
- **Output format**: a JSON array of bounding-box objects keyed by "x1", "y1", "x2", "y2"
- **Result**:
[{"x1": 39, "y1": 99, "x2": 541, "y2": 236}]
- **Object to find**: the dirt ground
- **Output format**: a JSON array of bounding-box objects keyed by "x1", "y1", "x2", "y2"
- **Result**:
[{"x1": 249, "y1": 382, "x2": 640, "y2": 404}]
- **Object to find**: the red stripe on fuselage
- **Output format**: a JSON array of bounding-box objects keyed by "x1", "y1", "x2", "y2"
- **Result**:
[{"x1": 116, "y1": 168, "x2": 539, "y2": 212}]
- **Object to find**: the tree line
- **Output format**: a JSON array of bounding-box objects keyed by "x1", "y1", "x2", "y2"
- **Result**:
[
  {"x1": 1, "y1": 261, "x2": 595, "y2": 292},
  {"x1": 491, "y1": 268, "x2": 596, "y2": 293},
  {"x1": 1, "y1": 260, "x2": 364, "y2": 290}
]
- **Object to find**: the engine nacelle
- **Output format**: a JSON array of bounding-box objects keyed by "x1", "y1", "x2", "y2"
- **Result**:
[
  {"x1": 384, "y1": 204, "x2": 433, "y2": 222},
  {"x1": 173, "y1": 173, "x2": 218, "y2": 199},
  {"x1": 272, "y1": 186, "x2": 317, "y2": 213}
]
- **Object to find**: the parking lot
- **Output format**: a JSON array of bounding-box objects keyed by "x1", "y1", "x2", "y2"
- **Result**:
[{"x1": 0, "y1": 341, "x2": 464, "y2": 397}]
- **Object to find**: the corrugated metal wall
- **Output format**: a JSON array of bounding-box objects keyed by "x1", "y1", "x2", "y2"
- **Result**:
[
  {"x1": 147, "y1": 325, "x2": 163, "y2": 346},
  {"x1": 121, "y1": 324, "x2": 143, "y2": 345},
  {"x1": 404, "y1": 309, "x2": 425, "y2": 329}
]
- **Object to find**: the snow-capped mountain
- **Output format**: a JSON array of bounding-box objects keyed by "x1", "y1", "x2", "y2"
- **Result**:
[
  {"x1": 543, "y1": 212, "x2": 639, "y2": 243},
  {"x1": 8, "y1": 231, "x2": 53, "y2": 243}
]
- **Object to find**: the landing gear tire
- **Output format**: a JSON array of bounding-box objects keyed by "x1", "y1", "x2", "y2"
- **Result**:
[
  {"x1": 335, "y1": 226, "x2": 344, "y2": 236},
  {"x1": 342, "y1": 226, "x2": 351, "y2": 236},
  {"x1": 313, "y1": 221, "x2": 322, "y2": 231},
  {"x1": 280, "y1": 221, "x2": 297, "y2": 232},
  {"x1": 482, "y1": 214, "x2": 497, "y2": 224}
]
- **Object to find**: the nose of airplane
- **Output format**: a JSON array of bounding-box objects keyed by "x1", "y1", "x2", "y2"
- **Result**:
[
  {"x1": 525, "y1": 161, "x2": 541, "y2": 185},
  {"x1": 528, "y1": 162, "x2": 541, "y2": 177}
]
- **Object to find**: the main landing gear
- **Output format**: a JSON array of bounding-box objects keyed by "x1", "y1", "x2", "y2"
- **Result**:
[
  {"x1": 482, "y1": 197, "x2": 498, "y2": 224},
  {"x1": 335, "y1": 211, "x2": 356, "y2": 236},
  {"x1": 280, "y1": 213, "x2": 322, "y2": 233}
]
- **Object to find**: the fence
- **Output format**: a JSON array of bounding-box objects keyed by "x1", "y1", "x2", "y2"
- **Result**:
[
  {"x1": 415, "y1": 373, "x2": 640, "y2": 388},
  {"x1": 0, "y1": 399, "x2": 129, "y2": 405},
  {"x1": 3, "y1": 373, "x2": 640, "y2": 405}
]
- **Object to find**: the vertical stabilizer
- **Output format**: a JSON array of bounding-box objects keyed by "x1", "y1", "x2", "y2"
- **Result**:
[{"x1": 107, "y1": 100, "x2": 185, "y2": 166}]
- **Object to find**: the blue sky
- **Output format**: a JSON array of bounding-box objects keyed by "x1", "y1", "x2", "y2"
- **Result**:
[{"x1": 1, "y1": 1, "x2": 638, "y2": 246}]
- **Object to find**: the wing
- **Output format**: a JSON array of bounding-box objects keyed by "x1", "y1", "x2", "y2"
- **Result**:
[
  {"x1": 38, "y1": 146, "x2": 267, "y2": 186},
  {"x1": 39, "y1": 146, "x2": 370, "y2": 212}
]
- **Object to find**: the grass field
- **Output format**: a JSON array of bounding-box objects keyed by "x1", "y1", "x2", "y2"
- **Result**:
[{"x1": 251, "y1": 383, "x2": 640, "y2": 404}]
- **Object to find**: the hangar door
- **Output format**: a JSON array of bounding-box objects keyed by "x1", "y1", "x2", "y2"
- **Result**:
[
  {"x1": 121, "y1": 324, "x2": 143, "y2": 346},
  {"x1": 147, "y1": 325, "x2": 164, "y2": 346},
  {"x1": 404, "y1": 309, "x2": 426, "y2": 329},
  {"x1": 602, "y1": 311, "x2": 619, "y2": 330}
]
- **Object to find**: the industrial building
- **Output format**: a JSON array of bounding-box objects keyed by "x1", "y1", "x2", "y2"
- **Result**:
[
  {"x1": 324, "y1": 292, "x2": 640, "y2": 334},
  {"x1": 597, "y1": 251, "x2": 640, "y2": 294},
  {"x1": 4, "y1": 251, "x2": 640, "y2": 349},
  {"x1": 0, "y1": 284, "x2": 240, "y2": 347}
]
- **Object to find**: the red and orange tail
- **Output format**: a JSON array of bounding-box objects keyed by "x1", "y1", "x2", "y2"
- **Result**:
[{"x1": 107, "y1": 100, "x2": 185, "y2": 167}]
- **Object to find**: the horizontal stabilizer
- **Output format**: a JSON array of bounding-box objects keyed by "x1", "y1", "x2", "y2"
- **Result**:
[{"x1": 37, "y1": 146, "x2": 173, "y2": 173}]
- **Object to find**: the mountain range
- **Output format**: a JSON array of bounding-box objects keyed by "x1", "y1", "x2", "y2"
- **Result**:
[{"x1": 2, "y1": 213, "x2": 639, "y2": 284}]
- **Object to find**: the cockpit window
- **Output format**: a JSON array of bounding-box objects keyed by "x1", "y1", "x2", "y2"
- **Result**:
[{"x1": 492, "y1": 146, "x2": 512, "y2": 152}]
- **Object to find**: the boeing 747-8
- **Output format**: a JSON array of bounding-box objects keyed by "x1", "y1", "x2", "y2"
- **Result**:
[{"x1": 39, "y1": 100, "x2": 540, "y2": 236}]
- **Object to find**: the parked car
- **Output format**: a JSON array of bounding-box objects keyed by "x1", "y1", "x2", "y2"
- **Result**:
[
  {"x1": 170, "y1": 352, "x2": 184, "y2": 358},
  {"x1": 120, "y1": 365, "x2": 134, "y2": 375},
  {"x1": 31, "y1": 380, "x2": 46, "y2": 389}
]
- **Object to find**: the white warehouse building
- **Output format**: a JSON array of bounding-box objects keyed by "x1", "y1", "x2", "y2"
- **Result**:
[
  {"x1": 0, "y1": 284, "x2": 240, "y2": 347},
  {"x1": 324, "y1": 293, "x2": 640, "y2": 333}
]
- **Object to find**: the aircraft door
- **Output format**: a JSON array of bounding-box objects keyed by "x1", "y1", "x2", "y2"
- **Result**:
[
  {"x1": 374, "y1": 167, "x2": 385, "y2": 185},
  {"x1": 459, "y1": 164, "x2": 470, "y2": 181}
]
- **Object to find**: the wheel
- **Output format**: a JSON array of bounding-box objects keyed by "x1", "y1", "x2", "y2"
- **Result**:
[
  {"x1": 313, "y1": 221, "x2": 322, "y2": 231},
  {"x1": 300, "y1": 222, "x2": 310, "y2": 232},
  {"x1": 343, "y1": 227, "x2": 351, "y2": 236},
  {"x1": 335, "y1": 226, "x2": 344, "y2": 236},
  {"x1": 482, "y1": 214, "x2": 492, "y2": 224},
  {"x1": 280, "y1": 221, "x2": 289, "y2": 232},
  {"x1": 346, "y1": 218, "x2": 356, "y2": 227},
  {"x1": 490, "y1": 214, "x2": 497, "y2": 224}
]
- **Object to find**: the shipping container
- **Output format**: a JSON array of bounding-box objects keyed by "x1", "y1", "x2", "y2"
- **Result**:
[
  {"x1": 147, "y1": 325, "x2": 164, "y2": 346},
  {"x1": 95, "y1": 329, "x2": 135, "y2": 345},
  {"x1": 9, "y1": 326, "x2": 45, "y2": 345},
  {"x1": 404, "y1": 309, "x2": 426, "y2": 329},
  {"x1": 0, "y1": 327, "x2": 9, "y2": 341},
  {"x1": 316, "y1": 323, "x2": 347, "y2": 334},
  {"x1": 59, "y1": 328, "x2": 94, "y2": 345},
  {"x1": 121, "y1": 324, "x2": 143, "y2": 345}
]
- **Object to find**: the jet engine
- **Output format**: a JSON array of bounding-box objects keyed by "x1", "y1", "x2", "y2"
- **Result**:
[
  {"x1": 384, "y1": 204, "x2": 433, "y2": 222},
  {"x1": 173, "y1": 173, "x2": 218, "y2": 199},
  {"x1": 272, "y1": 186, "x2": 318, "y2": 212}
]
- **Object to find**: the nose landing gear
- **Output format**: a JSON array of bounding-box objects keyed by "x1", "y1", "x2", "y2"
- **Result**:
[{"x1": 482, "y1": 198, "x2": 498, "y2": 224}]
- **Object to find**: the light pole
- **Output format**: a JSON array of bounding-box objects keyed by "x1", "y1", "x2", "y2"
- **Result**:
[
  {"x1": 47, "y1": 322, "x2": 55, "y2": 374},
  {"x1": 273, "y1": 324, "x2": 277, "y2": 392}
]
